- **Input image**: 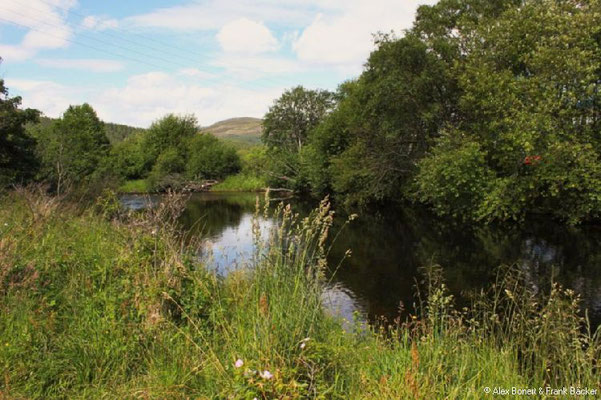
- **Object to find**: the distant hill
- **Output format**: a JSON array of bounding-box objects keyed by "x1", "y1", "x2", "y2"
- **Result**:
[
  {"x1": 201, "y1": 117, "x2": 263, "y2": 148},
  {"x1": 31, "y1": 116, "x2": 262, "y2": 148}
]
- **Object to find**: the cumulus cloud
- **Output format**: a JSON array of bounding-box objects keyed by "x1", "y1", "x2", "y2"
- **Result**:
[
  {"x1": 6, "y1": 73, "x2": 284, "y2": 127},
  {"x1": 178, "y1": 68, "x2": 218, "y2": 80},
  {"x1": 36, "y1": 58, "x2": 125, "y2": 72},
  {"x1": 0, "y1": 0, "x2": 76, "y2": 61},
  {"x1": 125, "y1": 0, "x2": 317, "y2": 31},
  {"x1": 94, "y1": 72, "x2": 284, "y2": 126},
  {"x1": 7, "y1": 78, "x2": 81, "y2": 117},
  {"x1": 293, "y1": 0, "x2": 437, "y2": 70},
  {"x1": 125, "y1": 0, "x2": 438, "y2": 76},
  {"x1": 217, "y1": 18, "x2": 278, "y2": 54}
]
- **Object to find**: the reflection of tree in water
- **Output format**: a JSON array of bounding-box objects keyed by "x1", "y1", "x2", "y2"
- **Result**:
[
  {"x1": 162, "y1": 193, "x2": 601, "y2": 328},
  {"x1": 327, "y1": 205, "x2": 601, "y2": 327},
  {"x1": 180, "y1": 193, "x2": 259, "y2": 239}
]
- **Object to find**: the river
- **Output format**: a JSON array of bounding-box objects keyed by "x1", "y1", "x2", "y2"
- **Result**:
[{"x1": 121, "y1": 192, "x2": 601, "y2": 328}]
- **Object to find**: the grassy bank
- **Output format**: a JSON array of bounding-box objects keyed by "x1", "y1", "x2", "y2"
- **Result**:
[
  {"x1": 118, "y1": 178, "x2": 150, "y2": 193},
  {"x1": 211, "y1": 173, "x2": 267, "y2": 192},
  {"x1": 0, "y1": 189, "x2": 599, "y2": 399}
]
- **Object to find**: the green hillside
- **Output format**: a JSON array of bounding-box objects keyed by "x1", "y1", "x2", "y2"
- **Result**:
[{"x1": 201, "y1": 117, "x2": 262, "y2": 148}]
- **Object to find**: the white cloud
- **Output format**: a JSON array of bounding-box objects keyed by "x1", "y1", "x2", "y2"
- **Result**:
[
  {"x1": 124, "y1": 0, "x2": 438, "y2": 77},
  {"x1": 0, "y1": 0, "x2": 75, "y2": 61},
  {"x1": 0, "y1": 45, "x2": 35, "y2": 62},
  {"x1": 293, "y1": 0, "x2": 437, "y2": 70},
  {"x1": 217, "y1": 18, "x2": 278, "y2": 54},
  {"x1": 93, "y1": 72, "x2": 284, "y2": 126},
  {"x1": 80, "y1": 16, "x2": 119, "y2": 31},
  {"x1": 125, "y1": 0, "x2": 321, "y2": 31},
  {"x1": 36, "y1": 58, "x2": 125, "y2": 72},
  {"x1": 9, "y1": 72, "x2": 284, "y2": 127},
  {"x1": 7, "y1": 78, "x2": 80, "y2": 117}
]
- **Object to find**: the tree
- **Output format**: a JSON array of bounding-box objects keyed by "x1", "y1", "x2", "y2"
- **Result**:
[
  {"x1": 142, "y1": 114, "x2": 198, "y2": 171},
  {"x1": 108, "y1": 132, "x2": 147, "y2": 180},
  {"x1": 415, "y1": 0, "x2": 601, "y2": 223},
  {"x1": 262, "y1": 86, "x2": 334, "y2": 188},
  {"x1": 0, "y1": 77, "x2": 39, "y2": 187},
  {"x1": 34, "y1": 104, "x2": 109, "y2": 193},
  {"x1": 263, "y1": 86, "x2": 335, "y2": 153},
  {"x1": 185, "y1": 133, "x2": 240, "y2": 180},
  {"x1": 306, "y1": 32, "x2": 460, "y2": 206}
]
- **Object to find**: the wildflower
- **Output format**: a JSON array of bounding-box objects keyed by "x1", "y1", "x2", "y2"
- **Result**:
[
  {"x1": 235, "y1": 359, "x2": 244, "y2": 368},
  {"x1": 300, "y1": 337, "x2": 310, "y2": 349},
  {"x1": 260, "y1": 370, "x2": 273, "y2": 380}
]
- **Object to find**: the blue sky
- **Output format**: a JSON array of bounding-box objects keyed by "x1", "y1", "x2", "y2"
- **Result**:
[{"x1": 0, "y1": 0, "x2": 436, "y2": 127}]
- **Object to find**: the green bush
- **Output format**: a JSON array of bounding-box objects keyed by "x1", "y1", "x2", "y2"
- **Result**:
[
  {"x1": 413, "y1": 138, "x2": 494, "y2": 220},
  {"x1": 185, "y1": 134, "x2": 240, "y2": 180}
]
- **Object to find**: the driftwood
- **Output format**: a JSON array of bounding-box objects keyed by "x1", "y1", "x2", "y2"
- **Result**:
[
  {"x1": 181, "y1": 180, "x2": 219, "y2": 193},
  {"x1": 267, "y1": 188, "x2": 294, "y2": 193}
]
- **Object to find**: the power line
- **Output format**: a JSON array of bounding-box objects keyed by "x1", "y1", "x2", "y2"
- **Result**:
[
  {"x1": 0, "y1": 5, "x2": 197, "y2": 71},
  {"x1": 0, "y1": 16, "x2": 171, "y2": 71},
  {"x1": 34, "y1": 0, "x2": 204, "y2": 59},
  {"x1": 20, "y1": 0, "x2": 301, "y2": 89},
  {"x1": 0, "y1": 5, "x2": 302, "y2": 91},
  {"x1": 0, "y1": 16, "x2": 294, "y2": 94},
  {"x1": 7, "y1": 0, "x2": 205, "y2": 65}
]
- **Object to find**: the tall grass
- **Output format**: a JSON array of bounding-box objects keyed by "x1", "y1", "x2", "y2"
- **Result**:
[
  {"x1": 0, "y1": 188, "x2": 599, "y2": 399},
  {"x1": 211, "y1": 173, "x2": 267, "y2": 192}
]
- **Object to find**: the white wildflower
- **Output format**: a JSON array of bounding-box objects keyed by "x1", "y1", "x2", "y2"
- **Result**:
[
  {"x1": 260, "y1": 370, "x2": 273, "y2": 380},
  {"x1": 234, "y1": 359, "x2": 243, "y2": 368},
  {"x1": 300, "y1": 337, "x2": 310, "y2": 349}
]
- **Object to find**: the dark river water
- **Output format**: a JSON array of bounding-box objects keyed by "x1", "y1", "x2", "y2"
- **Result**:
[{"x1": 121, "y1": 192, "x2": 601, "y2": 328}]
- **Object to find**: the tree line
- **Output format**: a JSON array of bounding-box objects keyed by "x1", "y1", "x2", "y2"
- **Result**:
[
  {"x1": 0, "y1": 78, "x2": 240, "y2": 194},
  {"x1": 259, "y1": 0, "x2": 601, "y2": 224},
  {"x1": 3, "y1": 0, "x2": 601, "y2": 224}
]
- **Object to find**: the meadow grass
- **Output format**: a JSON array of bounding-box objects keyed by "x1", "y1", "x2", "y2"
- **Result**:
[
  {"x1": 0, "y1": 188, "x2": 599, "y2": 399},
  {"x1": 118, "y1": 178, "x2": 150, "y2": 193},
  {"x1": 211, "y1": 173, "x2": 267, "y2": 192}
]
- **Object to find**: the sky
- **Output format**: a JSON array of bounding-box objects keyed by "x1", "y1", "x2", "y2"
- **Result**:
[{"x1": 0, "y1": 0, "x2": 437, "y2": 127}]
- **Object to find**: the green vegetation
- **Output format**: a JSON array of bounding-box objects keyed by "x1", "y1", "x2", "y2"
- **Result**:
[
  {"x1": 1, "y1": 190, "x2": 599, "y2": 398},
  {"x1": 118, "y1": 179, "x2": 149, "y2": 193},
  {"x1": 8, "y1": 103, "x2": 244, "y2": 194},
  {"x1": 262, "y1": 86, "x2": 335, "y2": 191},
  {"x1": 261, "y1": 0, "x2": 601, "y2": 224},
  {"x1": 211, "y1": 173, "x2": 267, "y2": 192},
  {"x1": 31, "y1": 104, "x2": 110, "y2": 195},
  {"x1": 35, "y1": 116, "x2": 146, "y2": 145},
  {"x1": 0, "y1": 78, "x2": 39, "y2": 188}
]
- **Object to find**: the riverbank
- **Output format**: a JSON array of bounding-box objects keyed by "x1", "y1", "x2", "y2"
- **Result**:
[
  {"x1": 1, "y1": 189, "x2": 599, "y2": 399},
  {"x1": 118, "y1": 173, "x2": 268, "y2": 194}
]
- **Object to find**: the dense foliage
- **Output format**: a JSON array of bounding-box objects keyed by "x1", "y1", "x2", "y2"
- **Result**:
[
  {"x1": 0, "y1": 78, "x2": 39, "y2": 188},
  {"x1": 3, "y1": 96, "x2": 242, "y2": 193},
  {"x1": 262, "y1": 86, "x2": 335, "y2": 190},
  {"x1": 32, "y1": 104, "x2": 110, "y2": 194},
  {"x1": 262, "y1": 0, "x2": 601, "y2": 224}
]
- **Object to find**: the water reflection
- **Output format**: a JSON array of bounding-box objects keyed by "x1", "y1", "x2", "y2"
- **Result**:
[{"x1": 121, "y1": 192, "x2": 601, "y2": 328}]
